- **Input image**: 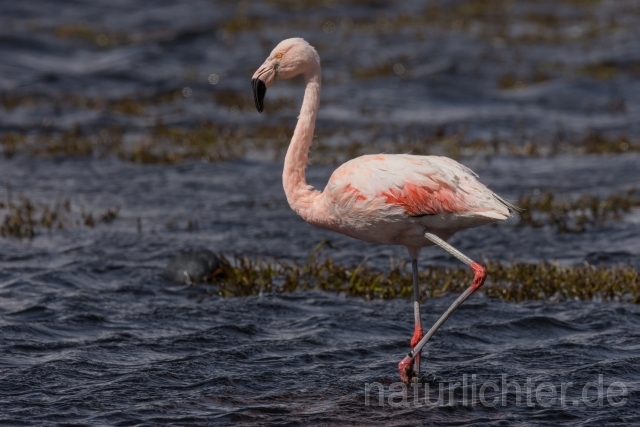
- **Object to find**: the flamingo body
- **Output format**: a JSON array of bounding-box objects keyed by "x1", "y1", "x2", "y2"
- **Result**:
[
  {"x1": 317, "y1": 153, "x2": 512, "y2": 251},
  {"x1": 251, "y1": 38, "x2": 516, "y2": 383}
]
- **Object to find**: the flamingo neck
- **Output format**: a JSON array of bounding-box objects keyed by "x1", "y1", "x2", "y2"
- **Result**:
[{"x1": 282, "y1": 65, "x2": 323, "y2": 222}]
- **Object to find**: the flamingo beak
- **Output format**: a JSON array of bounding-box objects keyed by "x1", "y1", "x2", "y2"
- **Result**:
[
  {"x1": 252, "y1": 62, "x2": 276, "y2": 113},
  {"x1": 251, "y1": 78, "x2": 267, "y2": 113}
]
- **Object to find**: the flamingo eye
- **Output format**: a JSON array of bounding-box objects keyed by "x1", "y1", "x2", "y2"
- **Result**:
[{"x1": 275, "y1": 52, "x2": 283, "y2": 59}]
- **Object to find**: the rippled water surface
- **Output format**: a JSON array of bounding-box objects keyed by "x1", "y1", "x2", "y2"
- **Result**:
[{"x1": 1, "y1": 0, "x2": 640, "y2": 425}]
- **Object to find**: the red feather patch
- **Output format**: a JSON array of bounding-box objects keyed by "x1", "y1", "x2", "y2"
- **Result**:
[{"x1": 381, "y1": 183, "x2": 465, "y2": 216}]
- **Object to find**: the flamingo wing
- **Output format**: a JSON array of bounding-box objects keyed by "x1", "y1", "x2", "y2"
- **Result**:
[{"x1": 326, "y1": 154, "x2": 514, "y2": 219}]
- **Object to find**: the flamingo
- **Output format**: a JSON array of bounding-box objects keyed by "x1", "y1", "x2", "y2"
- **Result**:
[{"x1": 251, "y1": 38, "x2": 517, "y2": 384}]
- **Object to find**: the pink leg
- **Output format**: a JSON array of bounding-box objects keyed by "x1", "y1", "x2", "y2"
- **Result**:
[{"x1": 398, "y1": 233, "x2": 487, "y2": 384}]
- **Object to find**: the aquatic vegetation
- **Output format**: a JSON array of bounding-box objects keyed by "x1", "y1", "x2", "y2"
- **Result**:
[
  {"x1": 3, "y1": 0, "x2": 638, "y2": 166},
  {"x1": 220, "y1": 15, "x2": 264, "y2": 34},
  {"x1": 0, "y1": 133, "x2": 27, "y2": 159},
  {"x1": 0, "y1": 92, "x2": 41, "y2": 110},
  {"x1": 108, "y1": 97, "x2": 147, "y2": 116},
  {"x1": 119, "y1": 122, "x2": 246, "y2": 164},
  {"x1": 53, "y1": 25, "x2": 130, "y2": 48},
  {"x1": 311, "y1": 128, "x2": 640, "y2": 163},
  {"x1": 195, "y1": 250, "x2": 639, "y2": 303},
  {"x1": 0, "y1": 88, "x2": 292, "y2": 117},
  {"x1": 81, "y1": 205, "x2": 120, "y2": 228},
  {"x1": 34, "y1": 126, "x2": 117, "y2": 157},
  {"x1": 579, "y1": 61, "x2": 620, "y2": 80},
  {"x1": 574, "y1": 132, "x2": 636, "y2": 154},
  {"x1": 352, "y1": 61, "x2": 395, "y2": 80},
  {"x1": 498, "y1": 71, "x2": 551, "y2": 90},
  {"x1": 1, "y1": 124, "x2": 638, "y2": 164},
  {"x1": 0, "y1": 126, "x2": 124, "y2": 159},
  {"x1": 42, "y1": 0, "x2": 626, "y2": 60},
  {"x1": 0, "y1": 188, "x2": 120, "y2": 238},
  {"x1": 561, "y1": 0, "x2": 601, "y2": 6},
  {"x1": 267, "y1": 0, "x2": 390, "y2": 8},
  {"x1": 265, "y1": 0, "x2": 618, "y2": 46},
  {"x1": 518, "y1": 188, "x2": 639, "y2": 233},
  {"x1": 0, "y1": 89, "x2": 184, "y2": 114}
]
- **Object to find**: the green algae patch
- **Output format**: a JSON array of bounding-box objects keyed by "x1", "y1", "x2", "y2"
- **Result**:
[
  {"x1": 575, "y1": 132, "x2": 636, "y2": 154},
  {"x1": 119, "y1": 122, "x2": 247, "y2": 164},
  {"x1": 498, "y1": 71, "x2": 552, "y2": 90},
  {"x1": 196, "y1": 251, "x2": 639, "y2": 303},
  {"x1": 579, "y1": 62, "x2": 620, "y2": 80},
  {"x1": 353, "y1": 61, "x2": 395, "y2": 80},
  {"x1": 518, "y1": 189, "x2": 639, "y2": 233},
  {"x1": 0, "y1": 187, "x2": 120, "y2": 238},
  {"x1": 1, "y1": 124, "x2": 638, "y2": 174},
  {"x1": 220, "y1": 15, "x2": 264, "y2": 34}
]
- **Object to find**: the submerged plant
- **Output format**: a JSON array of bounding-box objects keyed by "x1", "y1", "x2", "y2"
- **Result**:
[
  {"x1": 0, "y1": 187, "x2": 120, "y2": 238},
  {"x1": 0, "y1": 120, "x2": 638, "y2": 164},
  {"x1": 518, "y1": 188, "x2": 639, "y2": 232},
  {"x1": 193, "y1": 248, "x2": 639, "y2": 304}
]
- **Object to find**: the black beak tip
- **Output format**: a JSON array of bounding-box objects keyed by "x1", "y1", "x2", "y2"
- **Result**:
[{"x1": 251, "y1": 78, "x2": 266, "y2": 113}]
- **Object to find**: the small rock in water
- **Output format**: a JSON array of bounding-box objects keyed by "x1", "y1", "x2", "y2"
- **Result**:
[{"x1": 162, "y1": 249, "x2": 220, "y2": 284}]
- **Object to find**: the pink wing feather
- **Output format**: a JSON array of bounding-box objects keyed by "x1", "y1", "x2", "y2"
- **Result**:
[{"x1": 326, "y1": 154, "x2": 512, "y2": 218}]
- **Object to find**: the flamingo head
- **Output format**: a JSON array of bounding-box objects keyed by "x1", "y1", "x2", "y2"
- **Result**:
[{"x1": 251, "y1": 38, "x2": 320, "y2": 113}]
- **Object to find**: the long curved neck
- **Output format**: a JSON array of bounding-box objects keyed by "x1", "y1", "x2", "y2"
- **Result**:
[{"x1": 282, "y1": 64, "x2": 323, "y2": 221}]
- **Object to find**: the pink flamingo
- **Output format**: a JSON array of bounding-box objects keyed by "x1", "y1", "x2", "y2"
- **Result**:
[{"x1": 251, "y1": 38, "x2": 517, "y2": 384}]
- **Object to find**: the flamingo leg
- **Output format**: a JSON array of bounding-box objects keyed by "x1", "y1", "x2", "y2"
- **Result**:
[
  {"x1": 398, "y1": 233, "x2": 487, "y2": 384},
  {"x1": 410, "y1": 258, "x2": 424, "y2": 380}
]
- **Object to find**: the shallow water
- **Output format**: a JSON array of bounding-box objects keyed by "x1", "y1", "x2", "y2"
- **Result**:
[
  {"x1": 1, "y1": 0, "x2": 640, "y2": 425},
  {"x1": 2, "y1": 282, "x2": 640, "y2": 425},
  {"x1": 0, "y1": 155, "x2": 638, "y2": 425}
]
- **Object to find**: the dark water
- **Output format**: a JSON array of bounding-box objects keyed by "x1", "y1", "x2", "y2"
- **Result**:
[
  {"x1": 0, "y1": 156, "x2": 638, "y2": 425},
  {"x1": 1, "y1": 0, "x2": 640, "y2": 425}
]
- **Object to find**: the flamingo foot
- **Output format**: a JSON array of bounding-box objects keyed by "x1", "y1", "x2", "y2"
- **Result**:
[{"x1": 398, "y1": 355, "x2": 415, "y2": 385}]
